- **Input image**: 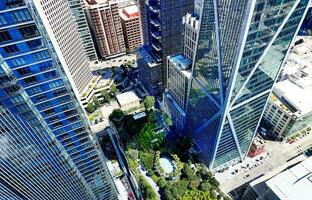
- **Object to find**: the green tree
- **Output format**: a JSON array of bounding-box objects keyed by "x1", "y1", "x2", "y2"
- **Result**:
[
  {"x1": 110, "y1": 84, "x2": 118, "y2": 97},
  {"x1": 210, "y1": 189, "x2": 218, "y2": 199},
  {"x1": 181, "y1": 190, "x2": 211, "y2": 200},
  {"x1": 86, "y1": 103, "x2": 95, "y2": 113},
  {"x1": 101, "y1": 90, "x2": 110, "y2": 103},
  {"x1": 157, "y1": 177, "x2": 167, "y2": 188},
  {"x1": 139, "y1": 151, "x2": 155, "y2": 171},
  {"x1": 199, "y1": 181, "x2": 212, "y2": 191},
  {"x1": 143, "y1": 96, "x2": 155, "y2": 110},
  {"x1": 188, "y1": 177, "x2": 201, "y2": 190},
  {"x1": 148, "y1": 111, "x2": 156, "y2": 124},
  {"x1": 109, "y1": 109, "x2": 124, "y2": 121},
  {"x1": 138, "y1": 175, "x2": 158, "y2": 200},
  {"x1": 136, "y1": 124, "x2": 155, "y2": 150},
  {"x1": 210, "y1": 177, "x2": 220, "y2": 189},
  {"x1": 164, "y1": 186, "x2": 174, "y2": 200},
  {"x1": 182, "y1": 162, "x2": 196, "y2": 180},
  {"x1": 93, "y1": 96, "x2": 100, "y2": 108}
]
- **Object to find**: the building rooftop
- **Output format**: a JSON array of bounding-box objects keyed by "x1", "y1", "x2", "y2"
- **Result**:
[
  {"x1": 137, "y1": 46, "x2": 160, "y2": 68},
  {"x1": 252, "y1": 137, "x2": 266, "y2": 147},
  {"x1": 85, "y1": 0, "x2": 107, "y2": 5},
  {"x1": 183, "y1": 13, "x2": 200, "y2": 31},
  {"x1": 266, "y1": 157, "x2": 312, "y2": 200},
  {"x1": 272, "y1": 36, "x2": 312, "y2": 117},
  {"x1": 116, "y1": 91, "x2": 140, "y2": 107},
  {"x1": 169, "y1": 54, "x2": 192, "y2": 79},
  {"x1": 274, "y1": 80, "x2": 312, "y2": 116},
  {"x1": 269, "y1": 93, "x2": 293, "y2": 115},
  {"x1": 120, "y1": 5, "x2": 139, "y2": 20}
]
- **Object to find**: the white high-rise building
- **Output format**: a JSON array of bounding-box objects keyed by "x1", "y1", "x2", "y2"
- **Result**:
[
  {"x1": 67, "y1": 0, "x2": 98, "y2": 61},
  {"x1": 33, "y1": 0, "x2": 93, "y2": 96}
]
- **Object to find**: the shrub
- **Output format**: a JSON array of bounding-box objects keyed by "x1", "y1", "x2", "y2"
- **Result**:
[
  {"x1": 139, "y1": 151, "x2": 155, "y2": 171},
  {"x1": 138, "y1": 175, "x2": 158, "y2": 200},
  {"x1": 143, "y1": 96, "x2": 155, "y2": 110},
  {"x1": 157, "y1": 177, "x2": 167, "y2": 188},
  {"x1": 86, "y1": 103, "x2": 96, "y2": 113},
  {"x1": 93, "y1": 96, "x2": 100, "y2": 108},
  {"x1": 101, "y1": 90, "x2": 110, "y2": 103}
]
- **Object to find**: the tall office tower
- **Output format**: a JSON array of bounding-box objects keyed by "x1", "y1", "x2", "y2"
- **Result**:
[
  {"x1": 85, "y1": 0, "x2": 126, "y2": 60},
  {"x1": 164, "y1": 13, "x2": 199, "y2": 131},
  {"x1": 119, "y1": 5, "x2": 142, "y2": 51},
  {"x1": 67, "y1": 0, "x2": 98, "y2": 61},
  {"x1": 182, "y1": 0, "x2": 310, "y2": 170},
  {"x1": 137, "y1": 0, "x2": 193, "y2": 95},
  {"x1": 34, "y1": 0, "x2": 93, "y2": 95},
  {"x1": 0, "y1": 1, "x2": 117, "y2": 199},
  {"x1": 138, "y1": 0, "x2": 148, "y2": 44}
]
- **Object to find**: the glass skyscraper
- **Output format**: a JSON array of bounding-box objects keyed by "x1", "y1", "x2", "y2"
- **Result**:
[
  {"x1": 183, "y1": 0, "x2": 310, "y2": 170},
  {"x1": 137, "y1": 0, "x2": 193, "y2": 95},
  {"x1": 0, "y1": 1, "x2": 117, "y2": 199}
]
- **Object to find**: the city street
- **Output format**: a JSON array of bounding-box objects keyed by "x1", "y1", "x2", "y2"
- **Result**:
[{"x1": 219, "y1": 133, "x2": 312, "y2": 194}]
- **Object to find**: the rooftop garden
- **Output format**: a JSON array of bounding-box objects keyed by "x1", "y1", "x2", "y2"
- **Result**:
[{"x1": 109, "y1": 96, "x2": 229, "y2": 200}]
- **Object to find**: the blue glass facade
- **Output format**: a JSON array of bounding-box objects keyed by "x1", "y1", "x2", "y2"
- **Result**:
[
  {"x1": 183, "y1": 0, "x2": 310, "y2": 169},
  {"x1": 138, "y1": 0, "x2": 193, "y2": 95},
  {"x1": 0, "y1": 1, "x2": 117, "y2": 199}
]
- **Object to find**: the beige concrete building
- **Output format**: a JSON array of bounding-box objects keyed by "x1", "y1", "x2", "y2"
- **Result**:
[
  {"x1": 119, "y1": 5, "x2": 142, "y2": 51},
  {"x1": 116, "y1": 91, "x2": 140, "y2": 111},
  {"x1": 263, "y1": 38, "x2": 312, "y2": 140},
  {"x1": 85, "y1": 0, "x2": 126, "y2": 60}
]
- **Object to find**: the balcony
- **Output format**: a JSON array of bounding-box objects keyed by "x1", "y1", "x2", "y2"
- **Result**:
[
  {"x1": 0, "y1": 76, "x2": 17, "y2": 89},
  {"x1": 150, "y1": 19, "x2": 160, "y2": 27},
  {"x1": 151, "y1": 32, "x2": 161, "y2": 40},
  {"x1": 149, "y1": 5, "x2": 160, "y2": 13},
  {"x1": 152, "y1": 42, "x2": 162, "y2": 51},
  {"x1": 154, "y1": 54, "x2": 162, "y2": 62}
]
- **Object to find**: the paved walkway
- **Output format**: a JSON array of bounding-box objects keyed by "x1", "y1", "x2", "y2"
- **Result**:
[
  {"x1": 139, "y1": 165, "x2": 161, "y2": 200},
  {"x1": 91, "y1": 54, "x2": 136, "y2": 71}
]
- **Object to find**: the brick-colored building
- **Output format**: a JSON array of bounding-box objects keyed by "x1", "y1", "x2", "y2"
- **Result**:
[
  {"x1": 119, "y1": 5, "x2": 142, "y2": 51},
  {"x1": 85, "y1": 0, "x2": 126, "y2": 60}
]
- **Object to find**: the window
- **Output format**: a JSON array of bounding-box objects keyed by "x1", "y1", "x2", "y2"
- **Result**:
[
  {"x1": 16, "y1": 104, "x2": 29, "y2": 113},
  {"x1": 10, "y1": 95, "x2": 24, "y2": 104},
  {"x1": 4, "y1": 85, "x2": 20, "y2": 95},
  {"x1": 0, "y1": 15, "x2": 8, "y2": 26},
  {"x1": 24, "y1": 76, "x2": 37, "y2": 84},
  {"x1": 27, "y1": 85, "x2": 42, "y2": 95},
  {"x1": 33, "y1": 51, "x2": 50, "y2": 61},
  {"x1": 53, "y1": 88, "x2": 67, "y2": 97},
  {"x1": 4, "y1": 0, "x2": 25, "y2": 8},
  {"x1": 18, "y1": 24, "x2": 39, "y2": 39},
  {"x1": 48, "y1": 80, "x2": 64, "y2": 89},
  {"x1": 0, "y1": 31, "x2": 12, "y2": 43},
  {"x1": 44, "y1": 108, "x2": 55, "y2": 116},
  {"x1": 26, "y1": 39, "x2": 42, "y2": 50},
  {"x1": 43, "y1": 71, "x2": 57, "y2": 79},
  {"x1": 9, "y1": 9, "x2": 32, "y2": 23},
  {"x1": 10, "y1": 57, "x2": 26, "y2": 67},
  {"x1": 34, "y1": 94, "x2": 47, "y2": 103},
  {"x1": 3, "y1": 44, "x2": 19, "y2": 55},
  {"x1": 39, "y1": 62, "x2": 53, "y2": 71},
  {"x1": 17, "y1": 67, "x2": 31, "y2": 76}
]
